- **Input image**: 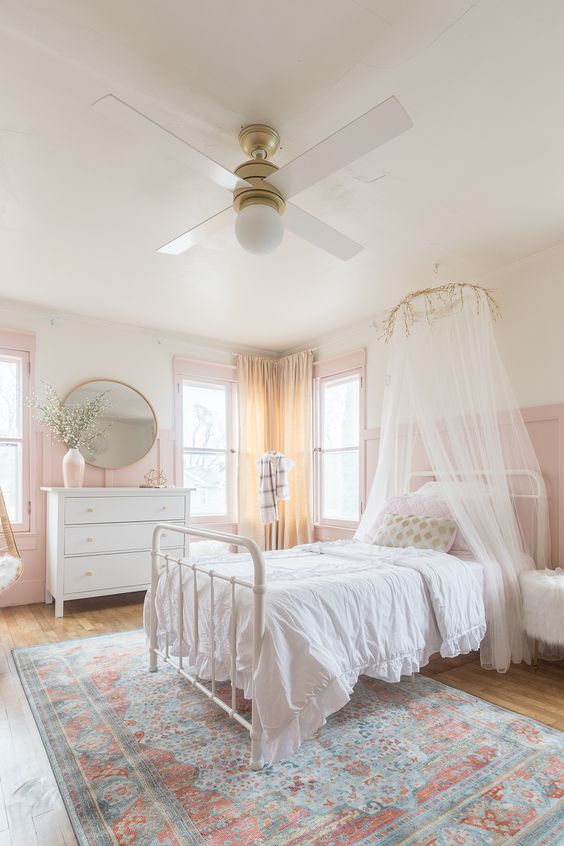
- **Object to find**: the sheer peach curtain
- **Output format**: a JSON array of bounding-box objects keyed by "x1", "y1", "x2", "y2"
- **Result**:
[
  {"x1": 277, "y1": 351, "x2": 313, "y2": 548},
  {"x1": 237, "y1": 350, "x2": 313, "y2": 550},
  {"x1": 237, "y1": 355, "x2": 279, "y2": 549}
]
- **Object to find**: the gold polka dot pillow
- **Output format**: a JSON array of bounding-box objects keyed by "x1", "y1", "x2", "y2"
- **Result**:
[{"x1": 373, "y1": 513, "x2": 457, "y2": 552}]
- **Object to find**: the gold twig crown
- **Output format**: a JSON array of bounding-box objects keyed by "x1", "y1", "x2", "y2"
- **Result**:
[{"x1": 381, "y1": 283, "x2": 501, "y2": 343}]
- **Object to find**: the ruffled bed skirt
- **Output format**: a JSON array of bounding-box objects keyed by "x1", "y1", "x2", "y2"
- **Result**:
[{"x1": 149, "y1": 622, "x2": 485, "y2": 764}]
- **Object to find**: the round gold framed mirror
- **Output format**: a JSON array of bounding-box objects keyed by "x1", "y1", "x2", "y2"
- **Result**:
[{"x1": 64, "y1": 379, "x2": 157, "y2": 469}]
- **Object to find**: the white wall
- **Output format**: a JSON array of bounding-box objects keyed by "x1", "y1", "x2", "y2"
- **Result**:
[
  {"x1": 0, "y1": 299, "x2": 269, "y2": 428},
  {"x1": 4, "y1": 236, "x2": 561, "y2": 433},
  {"x1": 1, "y1": 245, "x2": 561, "y2": 605},
  {"x1": 493, "y1": 242, "x2": 564, "y2": 411},
  {"x1": 307, "y1": 241, "x2": 564, "y2": 428}
]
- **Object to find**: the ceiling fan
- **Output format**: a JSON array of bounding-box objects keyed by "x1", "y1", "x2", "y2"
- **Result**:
[{"x1": 93, "y1": 94, "x2": 413, "y2": 260}]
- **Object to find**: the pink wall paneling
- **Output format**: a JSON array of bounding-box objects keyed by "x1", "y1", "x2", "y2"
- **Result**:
[
  {"x1": 521, "y1": 405, "x2": 563, "y2": 565},
  {"x1": 359, "y1": 405, "x2": 564, "y2": 566},
  {"x1": 6, "y1": 403, "x2": 564, "y2": 607}
]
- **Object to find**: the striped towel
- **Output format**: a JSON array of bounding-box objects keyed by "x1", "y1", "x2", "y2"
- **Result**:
[{"x1": 256, "y1": 452, "x2": 293, "y2": 524}]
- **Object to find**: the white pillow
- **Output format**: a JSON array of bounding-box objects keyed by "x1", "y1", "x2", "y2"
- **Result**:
[
  {"x1": 414, "y1": 481, "x2": 444, "y2": 495},
  {"x1": 415, "y1": 480, "x2": 488, "y2": 496}
]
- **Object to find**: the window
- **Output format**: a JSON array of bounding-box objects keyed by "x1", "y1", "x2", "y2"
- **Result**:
[
  {"x1": 175, "y1": 359, "x2": 237, "y2": 523},
  {"x1": 314, "y1": 351, "x2": 365, "y2": 527},
  {"x1": 0, "y1": 336, "x2": 33, "y2": 533}
]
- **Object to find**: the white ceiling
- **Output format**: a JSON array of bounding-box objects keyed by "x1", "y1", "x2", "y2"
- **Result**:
[{"x1": 1, "y1": 0, "x2": 564, "y2": 351}]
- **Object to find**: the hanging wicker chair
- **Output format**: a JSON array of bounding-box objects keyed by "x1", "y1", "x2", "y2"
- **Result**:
[{"x1": 0, "y1": 487, "x2": 23, "y2": 593}]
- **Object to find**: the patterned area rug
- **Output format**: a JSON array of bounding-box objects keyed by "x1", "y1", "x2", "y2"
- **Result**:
[{"x1": 14, "y1": 631, "x2": 563, "y2": 846}]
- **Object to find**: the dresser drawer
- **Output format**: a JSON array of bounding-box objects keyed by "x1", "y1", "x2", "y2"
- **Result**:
[
  {"x1": 64, "y1": 521, "x2": 184, "y2": 556},
  {"x1": 64, "y1": 495, "x2": 186, "y2": 525},
  {"x1": 63, "y1": 548, "x2": 184, "y2": 595}
]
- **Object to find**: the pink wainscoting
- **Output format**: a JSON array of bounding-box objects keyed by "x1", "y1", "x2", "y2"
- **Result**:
[
  {"x1": 1, "y1": 428, "x2": 178, "y2": 608},
  {"x1": 521, "y1": 405, "x2": 564, "y2": 565},
  {"x1": 317, "y1": 403, "x2": 564, "y2": 564},
  {"x1": 360, "y1": 404, "x2": 564, "y2": 566},
  {"x1": 7, "y1": 403, "x2": 564, "y2": 606}
]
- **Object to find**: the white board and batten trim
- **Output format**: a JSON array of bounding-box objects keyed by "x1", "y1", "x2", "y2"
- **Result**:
[{"x1": 41, "y1": 487, "x2": 194, "y2": 616}]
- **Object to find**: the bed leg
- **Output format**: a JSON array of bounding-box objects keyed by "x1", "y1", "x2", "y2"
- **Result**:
[
  {"x1": 532, "y1": 639, "x2": 539, "y2": 671},
  {"x1": 250, "y1": 726, "x2": 264, "y2": 771},
  {"x1": 250, "y1": 548, "x2": 266, "y2": 770},
  {"x1": 149, "y1": 528, "x2": 160, "y2": 673}
]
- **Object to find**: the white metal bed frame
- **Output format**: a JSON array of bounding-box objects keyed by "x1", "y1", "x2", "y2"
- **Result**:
[
  {"x1": 409, "y1": 468, "x2": 548, "y2": 565},
  {"x1": 149, "y1": 469, "x2": 547, "y2": 771},
  {"x1": 149, "y1": 523, "x2": 267, "y2": 770}
]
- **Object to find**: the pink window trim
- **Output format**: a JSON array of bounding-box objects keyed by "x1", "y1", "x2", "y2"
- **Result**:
[
  {"x1": 313, "y1": 348, "x2": 366, "y2": 380},
  {"x1": 173, "y1": 356, "x2": 237, "y2": 524},
  {"x1": 313, "y1": 348, "x2": 366, "y2": 530},
  {"x1": 173, "y1": 356, "x2": 237, "y2": 383},
  {"x1": 0, "y1": 329, "x2": 36, "y2": 535}
]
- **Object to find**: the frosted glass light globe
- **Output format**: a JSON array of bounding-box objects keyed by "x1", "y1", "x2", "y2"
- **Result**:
[{"x1": 235, "y1": 203, "x2": 284, "y2": 255}]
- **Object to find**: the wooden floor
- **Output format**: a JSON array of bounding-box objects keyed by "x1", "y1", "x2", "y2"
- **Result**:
[
  {"x1": 0, "y1": 593, "x2": 145, "y2": 846},
  {"x1": 422, "y1": 652, "x2": 564, "y2": 731},
  {"x1": 0, "y1": 593, "x2": 562, "y2": 845}
]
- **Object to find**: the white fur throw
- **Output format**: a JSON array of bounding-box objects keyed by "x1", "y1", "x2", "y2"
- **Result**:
[
  {"x1": 520, "y1": 569, "x2": 564, "y2": 646},
  {"x1": 0, "y1": 554, "x2": 23, "y2": 592}
]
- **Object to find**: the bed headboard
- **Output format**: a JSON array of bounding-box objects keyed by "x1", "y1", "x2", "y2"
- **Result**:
[
  {"x1": 408, "y1": 468, "x2": 546, "y2": 498},
  {"x1": 408, "y1": 468, "x2": 548, "y2": 567},
  {"x1": 364, "y1": 404, "x2": 562, "y2": 564}
]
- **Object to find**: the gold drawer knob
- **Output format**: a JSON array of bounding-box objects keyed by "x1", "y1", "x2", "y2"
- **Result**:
[
  {"x1": 85, "y1": 570, "x2": 93, "y2": 577},
  {"x1": 86, "y1": 537, "x2": 94, "y2": 543},
  {"x1": 86, "y1": 507, "x2": 94, "y2": 513},
  {"x1": 160, "y1": 506, "x2": 168, "y2": 511}
]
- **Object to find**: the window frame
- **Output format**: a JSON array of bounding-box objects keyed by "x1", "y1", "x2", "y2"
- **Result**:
[
  {"x1": 0, "y1": 330, "x2": 35, "y2": 535},
  {"x1": 313, "y1": 349, "x2": 365, "y2": 530},
  {"x1": 174, "y1": 357, "x2": 237, "y2": 525}
]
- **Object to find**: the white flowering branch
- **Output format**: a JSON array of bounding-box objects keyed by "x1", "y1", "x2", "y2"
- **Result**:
[{"x1": 28, "y1": 382, "x2": 111, "y2": 451}]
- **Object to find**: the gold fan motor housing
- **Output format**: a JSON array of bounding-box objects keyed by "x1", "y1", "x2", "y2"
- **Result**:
[
  {"x1": 232, "y1": 159, "x2": 285, "y2": 215},
  {"x1": 238, "y1": 123, "x2": 280, "y2": 160}
]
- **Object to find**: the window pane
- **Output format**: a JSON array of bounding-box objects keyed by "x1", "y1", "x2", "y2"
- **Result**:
[
  {"x1": 0, "y1": 357, "x2": 21, "y2": 438},
  {"x1": 322, "y1": 450, "x2": 359, "y2": 522},
  {"x1": 322, "y1": 376, "x2": 360, "y2": 449},
  {"x1": 184, "y1": 451, "x2": 227, "y2": 516},
  {"x1": 183, "y1": 383, "x2": 226, "y2": 450},
  {"x1": 0, "y1": 441, "x2": 22, "y2": 523}
]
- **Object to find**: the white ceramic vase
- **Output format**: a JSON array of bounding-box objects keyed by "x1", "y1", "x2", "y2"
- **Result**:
[{"x1": 62, "y1": 447, "x2": 85, "y2": 488}]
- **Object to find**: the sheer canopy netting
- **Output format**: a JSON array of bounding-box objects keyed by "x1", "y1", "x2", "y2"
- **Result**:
[{"x1": 356, "y1": 284, "x2": 550, "y2": 672}]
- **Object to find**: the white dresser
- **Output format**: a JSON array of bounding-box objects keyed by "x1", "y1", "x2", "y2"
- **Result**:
[{"x1": 42, "y1": 487, "x2": 193, "y2": 617}]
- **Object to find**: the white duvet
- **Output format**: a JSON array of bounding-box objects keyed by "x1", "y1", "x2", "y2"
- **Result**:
[{"x1": 144, "y1": 541, "x2": 486, "y2": 763}]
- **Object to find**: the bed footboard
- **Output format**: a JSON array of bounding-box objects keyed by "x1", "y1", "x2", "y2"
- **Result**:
[{"x1": 149, "y1": 523, "x2": 266, "y2": 770}]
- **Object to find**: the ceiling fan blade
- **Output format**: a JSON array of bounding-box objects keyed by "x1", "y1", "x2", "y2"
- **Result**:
[
  {"x1": 157, "y1": 206, "x2": 234, "y2": 255},
  {"x1": 93, "y1": 95, "x2": 247, "y2": 193},
  {"x1": 270, "y1": 96, "x2": 412, "y2": 199},
  {"x1": 284, "y1": 203, "x2": 363, "y2": 261}
]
